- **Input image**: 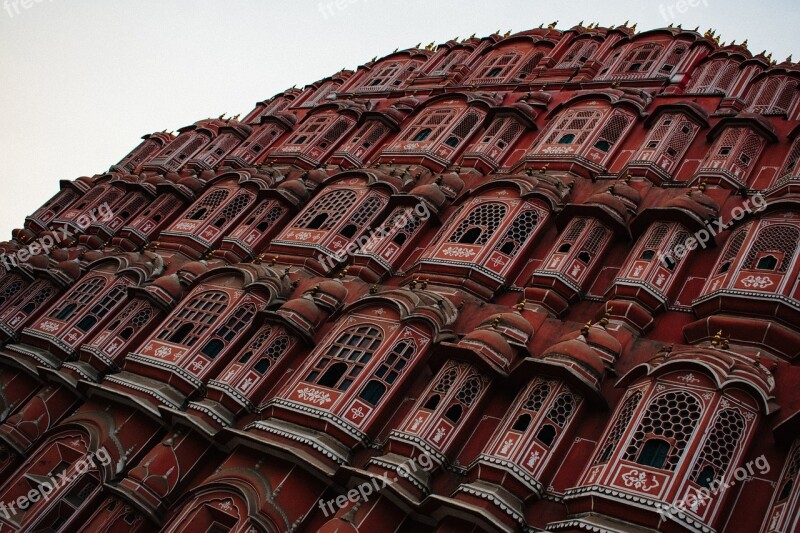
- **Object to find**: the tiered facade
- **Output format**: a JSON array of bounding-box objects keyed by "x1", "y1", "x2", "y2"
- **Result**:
[{"x1": 0, "y1": 22, "x2": 799, "y2": 533}]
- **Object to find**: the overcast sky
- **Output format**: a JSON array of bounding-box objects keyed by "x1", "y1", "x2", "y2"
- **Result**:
[{"x1": 0, "y1": 0, "x2": 797, "y2": 238}]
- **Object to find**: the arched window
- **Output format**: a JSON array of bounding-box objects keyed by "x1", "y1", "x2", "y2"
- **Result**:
[
  {"x1": 543, "y1": 109, "x2": 603, "y2": 146},
  {"x1": 422, "y1": 366, "x2": 459, "y2": 411},
  {"x1": 0, "y1": 276, "x2": 25, "y2": 308},
  {"x1": 357, "y1": 338, "x2": 416, "y2": 405},
  {"x1": 556, "y1": 40, "x2": 598, "y2": 68},
  {"x1": 208, "y1": 192, "x2": 253, "y2": 229},
  {"x1": 715, "y1": 229, "x2": 747, "y2": 275},
  {"x1": 470, "y1": 51, "x2": 522, "y2": 83},
  {"x1": 469, "y1": 117, "x2": 524, "y2": 163},
  {"x1": 637, "y1": 438, "x2": 672, "y2": 468},
  {"x1": 744, "y1": 225, "x2": 800, "y2": 273},
  {"x1": 596, "y1": 391, "x2": 642, "y2": 464},
  {"x1": 779, "y1": 138, "x2": 800, "y2": 180},
  {"x1": 689, "y1": 409, "x2": 746, "y2": 488},
  {"x1": 443, "y1": 376, "x2": 483, "y2": 423},
  {"x1": 748, "y1": 76, "x2": 798, "y2": 115},
  {"x1": 49, "y1": 277, "x2": 107, "y2": 322},
  {"x1": 447, "y1": 203, "x2": 508, "y2": 246},
  {"x1": 401, "y1": 108, "x2": 456, "y2": 145},
  {"x1": 623, "y1": 390, "x2": 702, "y2": 471},
  {"x1": 687, "y1": 59, "x2": 740, "y2": 95},
  {"x1": 305, "y1": 325, "x2": 383, "y2": 391},
  {"x1": 295, "y1": 189, "x2": 357, "y2": 231},
  {"x1": 493, "y1": 209, "x2": 539, "y2": 257},
  {"x1": 157, "y1": 291, "x2": 229, "y2": 347},
  {"x1": 613, "y1": 43, "x2": 664, "y2": 76},
  {"x1": 198, "y1": 304, "x2": 257, "y2": 360},
  {"x1": 185, "y1": 189, "x2": 230, "y2": 221}
]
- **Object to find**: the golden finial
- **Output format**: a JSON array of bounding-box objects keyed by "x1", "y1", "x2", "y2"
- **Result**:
[
  {"x1": 624, "y1": 172, "x2": 632, "y2": 184},
  {"x1": 581, "y1": 321, "x2": 591, "y2": 336},
  {"x1": 668, "y1": 23, "x2": 673, "y2": 28},
  {"x1": 393, "y1": 48, "x2": 398, "y2": 53},
  {"x1": 693, "y1": 26, "x2": 699, "y2": 32},
  {"x1": 538, "y1": 23, "x2": 544, "y2": 29},
  {"x1": 623, "y1": 20, "x2": 629, "y2": 26},
  {"x1": 492, "y1": 316, "x2": 502, "y2": 328},
  {"x1": 426, "y1": 41, "x2": 435, "y2": 50},
  {"x1": 310, "y1": 284, "x2": 320, "y2": 296},
  {"x1": 420, "y1": 279, "x2": 429, "y2": 290},
  {"x1": 218, "y1": 113, "x2": 226, "y2": 120},
  {"x1": 370, "y1": 284, "x2": 378, "y2": 295},
  {"x1": 371, "y1": 56, "x2": 377, "y2": 62},
  {"x1": 232, "y1": 114, "x2": 240, "y2": 121},
  {"x1": 338, "y1": 267, "x2": 349, "y2": 279},
  {"x1": 270, "y1": 255, "x2": 279, "y2": 266},
  {"x1": 698, "y1": 181, "x2": 707, "y2": 192},
  {"x1": 453, "y1": 36, "x2": 459, "y2": 42},
  {"x1": 630, "y1": 23, "x2": 637, "y2": 32},
  {"x1": 787, "y1": 55, "x2": 794, "y2": 63},
  {"x1": 721, "y1": 336, "x2": 730, "y2": 350},
  {"x1": 711, "y1": 330, "x2": 723, "y2": 346},
  {"x1": 548, "y1": 21, "x2": 558, "y2": 29},
  {"x1": 540, "y1": 164, "x2": 549, "y2": 173},
  {"x1": 599, "y1": 308, "x2": 611, "y2": 327},
  {"x1": 578, "y1": 20, "x2": 584, "y2": 27},
  {"x1": 409, "y1": 277, "x2": 418, "y2": 290},
  {"x1": 731, "y1": 40, "x2": 736, "y2": 46},
  {"x1": 587, "y1": 22, "x2": 594, "y2": 30},
  {"x1": 677, "y1": 23, "x2": 682, "y2": 30},
  {"x1": 495, "y1": 29, "x2": 501, "y2": 35},
  {"x1": 503, "y1": 31, "x2": 511, "y2": 38},
  {"x1": 741, "y1": 39, "x2": 748, "y2": 48},
  {"x1": 516, "y1": 299, "x2": 526, "y2": 312},
  {"x1": 469, "y1": 33, "x2": 476, "y2": 39}
]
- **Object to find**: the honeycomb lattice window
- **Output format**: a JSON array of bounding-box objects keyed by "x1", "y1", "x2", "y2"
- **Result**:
[
  {"x1": 434, "y1": 365, "x2": 460, "y2": 394},
  {"x1": 22, "y1": 285, "x2": 55, "y2": 314},
  {"x1": 594, "y1": 111, "x2": 633, "y2": 150},
  {"x1": 455, "y1": 376, "x2": 483, "y2": 407},
  {"x1": 595, "y1": 391, "x2": 642, "y2": 465},
  {"x1": 547, "y1": 393, "x2": 577, "y2": 428},
  {"x1": 562, "y1": 218, "x2": 589, "y2": 243},
  {"x1": 443, "y1": 110, "x2": 484, "y2": 148},
  {"x1": 447, "y1": 203, "x2": 508, "y2": 245},
  {"x1": 744, "y1": 224, "x2": 800, "y2": 272},
  {"x1": 185, "y1": 189, "x2": 230, "y2": 221},
  {"x1": 211, "y1": 192, "x2": 253, "y2": 228},
  {"x1": 494, "y1": 209, "x2": 539, "y2": 257},
  {"x1": 130, "y1": 308, "x2": 153, "y2": 329},
  {"x1": 690, "y1": 409, "x2": 746, "y2": 485},
  {"x1": 295, "y1": 189, "x2": 358, "y2": 231},
  {"x1": 236, "y1": 326, "x2": 272, "y2": 364},
  {"x1": 0, "y1": 278, "x2": 24, "y2": 306},
  {"x1": 623, "y1": 390, "x2": 703, "y2": 471},
  {"x1": 523, "y1": 382, "x2": 552, "y2": 411}
]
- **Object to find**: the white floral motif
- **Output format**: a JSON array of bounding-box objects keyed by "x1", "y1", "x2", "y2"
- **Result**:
[
  {"x1": 500, "y1": 438, "x2": 515, "y2": 454},
  {"x1": 294, "y1": 231, "x2": 312, "y2": 241},
  {"x1": 39, "y1": 321, "x2": 60, "y2": 332},
  {"x1": 433, "y1": 427, "x2": 446, "y2": 443},
  {"x1": 350, "y1": 406, "x2": 366, "y2": 419},
  {"x1": 526, "y1": 450, "x2": 541, "y2": 468},
  {"x1": 542, "y1": 145, "x2": 575, "y2": 154},
  {"x1": 621, "y1": 469, "x2": 660, "y2": 491},
  {"x1": 155, "y1": 346, "x2": 172, "y2": 358},
  {"x1": 441, "y1": 246, "x2": 476, "y2": 259},
  {"x1": 740, "y1": 275, "x2": 774, "y2": 289},
  {"x1": 296, "y1": 387, "x2": 332, "y2": 406},
  {"x1": 410, "y1": 416, "x2": 424, "y2": 431},
  {"x1": 678, "y1": 373, "x2": 699, "y2": 384}
]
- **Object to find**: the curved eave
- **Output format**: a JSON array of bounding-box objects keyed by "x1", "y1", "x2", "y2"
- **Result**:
[
  {"x1": 616, "y1": 359, "x2": 775, "y2": 415},
  {"x1": 556, "y1": 203, "x2": 631, "y2": 238},
  {"x1": 631, "y1": 206, "x2": 713, "y2": 237},
  {"x1": 707, "y1": 114, "x2": 778, "y2": 143},
  {"x1": 644, "y1": 102, "x2": 710, "y2": 128}
]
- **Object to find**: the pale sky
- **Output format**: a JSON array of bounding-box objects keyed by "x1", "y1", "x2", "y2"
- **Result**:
[{"x1": 0, "y1": 0, "x2": 797, "y2": 238}]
